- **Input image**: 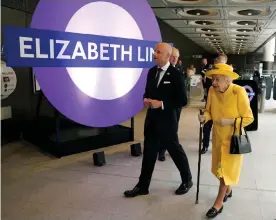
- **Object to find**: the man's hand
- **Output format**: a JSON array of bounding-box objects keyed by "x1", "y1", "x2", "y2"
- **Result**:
[
  {"x1": 218, "y1": 118, "x2": 234, "y2": 126},
  {"x1": 150, "y1": 100, "x2": 162, "y2": 109},
  {"x1": 143, "y1": 98, "x2": 151, "y2": 108}
]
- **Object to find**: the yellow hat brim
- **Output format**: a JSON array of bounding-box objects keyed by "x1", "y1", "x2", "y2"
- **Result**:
[{"x1": 205, "y1": 69, "x2": 240, "y2": 80}]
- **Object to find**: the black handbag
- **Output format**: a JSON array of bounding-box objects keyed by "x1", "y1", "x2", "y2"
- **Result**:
[{"x1": 230, "y1": 117, "x2": 252, "y2": 154}]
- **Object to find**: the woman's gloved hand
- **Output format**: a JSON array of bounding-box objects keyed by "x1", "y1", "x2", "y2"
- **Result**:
[
  {"x1": 218, "y1": 118, "x2": 235, "y2": 126},
  {"x1": 198, "y1": 113, "x2": 206, "y2": 123}
]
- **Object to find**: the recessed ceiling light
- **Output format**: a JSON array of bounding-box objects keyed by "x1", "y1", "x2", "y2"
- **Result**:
[
  {"x1": 245, "y1": 23, "x2": 248, "y2": 25},
  {"x1": 197, "y1": 13, "x2": 201, "y2": 16},
  {"x1": 248, "y1": 13, "x2": 252, "y2": 16},
  {"x1": 208, "y1": 29, "x2": 211, "y2": 32},
  {"x1": 243, "y1": 30, "x2": 246, "y2": 32}
]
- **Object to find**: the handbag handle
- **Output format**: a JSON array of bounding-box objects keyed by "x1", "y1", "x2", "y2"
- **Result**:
[
  {"x1": 239, "y1": 117, "x2": 243, "y2": 136},
  {"x1": 232, "y1": 117, "x2": 243, "y2": 136},
  {"x1": 233, "y1": 118, "x2": 237, "y2": 136}
]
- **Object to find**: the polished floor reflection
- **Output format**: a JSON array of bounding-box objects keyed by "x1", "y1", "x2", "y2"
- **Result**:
[{"x1": 2, "y1": 100, "x2": 276, "y2": 220}]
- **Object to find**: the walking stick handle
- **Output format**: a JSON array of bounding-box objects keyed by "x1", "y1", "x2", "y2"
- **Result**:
[
  {"x1": 199, "y1": 109, "x2": 204, "y2": 116},
  {"x1": 199, "y1": 109, "x2": 204, "y2": 127}
]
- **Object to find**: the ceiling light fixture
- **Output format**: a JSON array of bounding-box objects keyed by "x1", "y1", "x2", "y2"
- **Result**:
[{"x1": 197, "y1": 13, "x2": 201, "y2": 16}]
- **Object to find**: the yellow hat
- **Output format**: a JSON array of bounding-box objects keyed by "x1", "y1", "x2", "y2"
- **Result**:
[{"x1": 205, "y1": 63, "x2": 239, "y2": 80}]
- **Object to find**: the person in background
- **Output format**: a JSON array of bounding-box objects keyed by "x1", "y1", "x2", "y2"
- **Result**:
[
  {"x1": 253, "y1": 66, "x2": 262, "y2": 99},
  {"x1": 198, "y1": 63, "x2": 254, "y2": 218},
  {"x1": 232, "y1": 64, "x2": 237, "y2": 73},
  {"x1": 124, "y1": 43, "x2": 193, "y2": 197},
  {"x1": 185, "y1": 64, "x2": 196, "y2": 94},
  {"x1": 201, "y1": 53, "x2": 228, "y2": 154},
  {"x1": 200, "y1": 58, "x2": 210, "y2": 102},
  {"x1": 186, "y1": 64, "x2": 196, "y2": 77},
  {"x1": 253, "y1": 66, "x2": 261, "y2": 83},
  {"x1": 158, "y1": 47, "x2": 182, "y2": 161},
  {"x1": 176, "y1": 59, "x2": 184, "y2": 74}
]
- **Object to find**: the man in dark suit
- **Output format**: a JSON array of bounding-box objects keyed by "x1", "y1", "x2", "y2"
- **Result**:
[
  {"x1": 175, "y1": 59, "x2": 184, "y2": 74},
  {"x1": 200, "y1": 58, "x2": 210, "y2": 102},
  {"x1": 158, "y1": 47, "x2": 182, "y2": 161},
  {"x1": 124, "y1": 43, "x2": 193, "y2": 197}
]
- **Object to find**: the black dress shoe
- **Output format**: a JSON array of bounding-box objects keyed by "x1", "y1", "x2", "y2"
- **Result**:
[
  {"x1": 223, "y1": 190, "x2": 232, "y2": 202},
  {"x1": 175, "y1": 180, "x2": 193, "y2": 195},
  {"x1": 158, "y1": 155, "x2": 166, "y2": 161},
  {"x1": 200, "y1": 147, "x2": 208, "y2": 154},
  {"x1": 206, "y1": 206, "x2": 223, "y2": 218},
  {"x1": 124, "y1": 187, "x2": 149, "y2": 198}
]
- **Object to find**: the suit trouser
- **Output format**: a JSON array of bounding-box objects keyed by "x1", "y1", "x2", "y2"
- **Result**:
[
  {"x1": 202, "y1": 79, "x2": 206, "y2": 100},
  {"x1": 137, "y1": 132, "x2": 192, "y2": 190},
  {"x1": 203, "y1": 120, "x2": 213, "y2": 148},
  {"x1": 159, "y1": 107, "x2": 182, "y2": 156}
]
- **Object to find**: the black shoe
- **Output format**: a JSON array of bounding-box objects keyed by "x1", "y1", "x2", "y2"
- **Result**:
[
  {"x1": 223, "y1": 190, "x2": 232, "y2": 202},
  {"x1": 158, "y1": 155, "x2": 166, "y2": 161},
  {"x1": 200, "y1": 147, "x2": 208, "y2": 154},
  {"x1": 175, "y1": 180, "x2": 193, "y2": 195},
  {"x1": 206, "y1": 206, "x2": 223, "y2": 218},
  {"x1": 124, "y1": 187, "x2": 149, "y2": 198}
]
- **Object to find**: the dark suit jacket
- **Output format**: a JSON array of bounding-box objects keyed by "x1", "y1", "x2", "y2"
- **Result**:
[
  {"x1": 143, "y1": 64, "x2": 187, "y2": 138},
  {"x1": 200, "y1": 64, "x2": 209, "y2": 78}
]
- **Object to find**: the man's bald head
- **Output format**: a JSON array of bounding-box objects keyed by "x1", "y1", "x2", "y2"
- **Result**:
[
  {"x1": 157, "y1": 42, "x2": 173, "y2": 54},
  {"x1": 170, "y1": 47, "x2": 180, "y2": 66},
  {"x1": 153, "y1": 43, "x2": 173, "y2": 67}
]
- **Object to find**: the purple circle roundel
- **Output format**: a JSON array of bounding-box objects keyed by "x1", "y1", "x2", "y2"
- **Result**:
[{"x1": 31, "y1": 0, "x2": 161, "y2": 127}]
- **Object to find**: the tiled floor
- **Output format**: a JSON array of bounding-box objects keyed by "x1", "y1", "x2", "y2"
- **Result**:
[{"x1": 2, "y1": 100, "x2": 276, "y2": 220}]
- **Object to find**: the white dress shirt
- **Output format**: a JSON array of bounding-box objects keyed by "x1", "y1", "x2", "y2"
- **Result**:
[
  {"x1": 157, "y1": 62, "x2": 170, "y2": 87},
  {"x1": 156, "y1": 62, "x2": 170, "y2": 109}
]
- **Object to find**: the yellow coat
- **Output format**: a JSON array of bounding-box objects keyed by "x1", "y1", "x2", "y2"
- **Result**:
[{"x1": 204, "y1": 83, "x2": 254, "y2": 185}]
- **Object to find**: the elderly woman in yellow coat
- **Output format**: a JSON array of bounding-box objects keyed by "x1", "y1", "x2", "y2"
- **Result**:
[{"x1": 198, "y1": 63, "x2": 254, "y2": 218}]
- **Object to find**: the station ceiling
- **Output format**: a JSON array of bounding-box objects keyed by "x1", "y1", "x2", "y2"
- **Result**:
[{"x1": 147, "y1": 0, "x2": 276, "y2": 55}]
